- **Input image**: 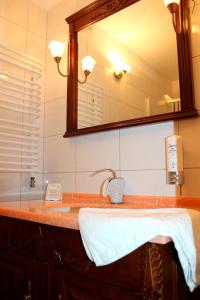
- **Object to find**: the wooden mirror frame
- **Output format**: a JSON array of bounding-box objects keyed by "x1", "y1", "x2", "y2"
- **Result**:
[{"x1": 64, "y1": 0, "x2": 197, "y2": 137}]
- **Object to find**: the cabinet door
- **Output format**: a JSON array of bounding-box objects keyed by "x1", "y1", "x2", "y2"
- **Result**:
[
  {"x1": 56, "y1": 270, "x2": 141, "y2": 300},
  {"x1": 0, "y1": 259, "x2": 28, "y2": 300},
  {"x1": 0, "y1": 256, "x2": 48, "y2": 300}
]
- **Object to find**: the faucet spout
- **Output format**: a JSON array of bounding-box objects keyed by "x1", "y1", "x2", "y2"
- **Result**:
[
  {"x1": 90, "y1": 168, "x2": 116, "y2": 178},
  {"x1": 90, "y1": 168, "x2": 125, "y2": 204}
]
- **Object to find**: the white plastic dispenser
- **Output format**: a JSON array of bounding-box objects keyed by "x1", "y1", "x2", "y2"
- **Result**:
[
  {"x1": 165, "y1": 135, "x2": 184, "y2": 185},
  {"x1": 91, "y1": 168, "x2": 125, "y2": 204}
]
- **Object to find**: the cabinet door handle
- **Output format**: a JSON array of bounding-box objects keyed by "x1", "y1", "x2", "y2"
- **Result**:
[
  {"x1": 39, "y1": 225, "x2": 43, "y2": 238},
  {"x1": 24, "y1": 295, "x2": 31, "y2": 300},
  {"x1": 24, "y1": 281, "x2": 32, "y2": 300}
]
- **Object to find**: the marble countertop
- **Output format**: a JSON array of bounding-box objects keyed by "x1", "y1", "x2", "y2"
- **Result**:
[
  {"x1": 0, "y1": 193, "x2": 200, "y2": 245},
  {"x1": 0, "y1": 199, "x2": 91, "y2": 230}
]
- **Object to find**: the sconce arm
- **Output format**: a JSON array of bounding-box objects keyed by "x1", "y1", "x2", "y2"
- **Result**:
[
  {"x1": 166, "y1": 2, "x2": 181, "y2": 34},
  {"x1": 54, "y1": 57, "x2": 69, "y2": 77},
  {"x1": 114, "y1": 70, "x2": 127, "y2": 80},
  {"x1": 172, "y1": 9, "x2": 181, "y2": 34},
  {"x1": 78, "y1": 70, "x2": 91, "y2": 85},
  {"x1": 53, "y1": 56, "x2": 93, "y2": 83}
]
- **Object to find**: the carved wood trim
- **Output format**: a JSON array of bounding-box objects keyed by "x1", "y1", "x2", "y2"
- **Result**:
[
  {"x1": 90, "y1": 0, "x2": 132, "y2": 22},
  {"x1": 137, "y1": 244, "x2": 163, "y2": 300},
  {"x1": 149, "y1": 244, "x2": 163, "y2": 300},
  {"x1": 138, "y1": 244, "x2": 149, "y2": 300},
  {"x1": 66, "y1": 0, "x2": 139, "y2": 30}
]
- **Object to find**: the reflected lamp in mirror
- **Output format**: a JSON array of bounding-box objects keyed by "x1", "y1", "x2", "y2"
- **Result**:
[
  {"x1": 48, "y1": 40, "x2": 96, "y2": 84},
  {"x1": 164, "y1": 0, "x2": 181, "y2": 34},
  {"x1": 114, "y1": 63, "x2": 131, "y2": 80}
]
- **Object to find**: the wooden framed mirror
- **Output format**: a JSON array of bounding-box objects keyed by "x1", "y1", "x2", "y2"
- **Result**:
[{"x1": 64, "y1": 0, "x2": 197, "y2": 137}]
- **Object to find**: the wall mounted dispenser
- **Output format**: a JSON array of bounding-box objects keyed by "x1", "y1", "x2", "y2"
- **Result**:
[{"x1": 165, "y1": 135, "x2": 184, "y2": 185}]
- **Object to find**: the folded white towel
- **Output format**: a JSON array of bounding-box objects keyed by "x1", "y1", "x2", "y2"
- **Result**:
[{"x1": 78, "y1": 207, "x2": 197, "y2": 292}]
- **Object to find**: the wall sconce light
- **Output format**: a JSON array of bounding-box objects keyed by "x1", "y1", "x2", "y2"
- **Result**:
[
  {"x1": 48, "y1": 40, "x2": 96, "y2": 84},
  {"x1": 114, "y1": 63, "x2": 131, "y2": 80},
  {"x1": 164, "y1": 0, "x2": 181, "y2": 34}
]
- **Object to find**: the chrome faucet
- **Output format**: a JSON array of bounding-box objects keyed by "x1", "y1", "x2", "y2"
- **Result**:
[{"x1": 91, "y1": 168, "x2": 125, "y2": 204}]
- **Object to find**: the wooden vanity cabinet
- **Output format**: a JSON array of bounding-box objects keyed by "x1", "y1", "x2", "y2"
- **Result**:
[
  {"x1": 0, "y1": 215, "x2": 199, "y2": 300},
  {"x1": 0, "y1": 256, "x2": 48, "y2": 300},
  {"x1": 0, "y1": 217, "x2": 49, "y2": 300},
  {"x1": 56, "y1": 269, "x2": 139, "y2": 300}
]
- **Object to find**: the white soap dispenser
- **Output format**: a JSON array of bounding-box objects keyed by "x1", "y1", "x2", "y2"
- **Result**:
[
  {"x1": 165, "y1": 135, "x2": 184, "y2": 185},
  {"x1": 91, "y1": 168, "x2": 125, "y2": 204}
]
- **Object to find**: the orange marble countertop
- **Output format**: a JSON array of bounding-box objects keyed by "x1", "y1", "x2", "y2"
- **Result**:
[{"x1": 0, "y1": 193, "x2": 200, "y2": 245}]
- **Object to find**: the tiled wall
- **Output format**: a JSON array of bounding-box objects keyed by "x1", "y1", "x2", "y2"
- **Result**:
[
  {"x1": 44, "y1": 0, "x2": 178, "y2": 197},
  {"x1": 1, "y1": 0, "x2": 200, "y2": 200},
  {"x1": 44, "y1": 0, "x2": 200, "y2": 197},
  {"x1": 0, "y1": 0, "x2": 46, "y2": 200}
]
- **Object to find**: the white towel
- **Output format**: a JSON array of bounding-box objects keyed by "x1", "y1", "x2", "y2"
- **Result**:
[{"x1": 78, "y1": 207, "x2": 197, "y2": 292}]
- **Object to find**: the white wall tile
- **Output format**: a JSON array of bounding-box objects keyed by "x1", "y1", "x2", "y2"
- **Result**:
[
  {"x1": 190, "y1": 0, "x2": 200, "y2": 7},
  {"x1": 47, "y1": 0, "x2": 78, "y2": 38},
  {"x1": 193, "y1": 56, "x2": 200, "y2": 110},
  {"x1": 45, "y1": 98, "x2": 66, "y2": 137},
  {"x1": 44, "y1": 172, "x2": 76, "y2": 193},
  {"x1": 0, "y1": 0, "x2": 28, "y2": 28},
  {"x1": 181, "y1": 168, "x2": 200, "y2": 197},
  {"x1": 0, "y1": 17, "x2": 27, "y2": 52},
  {"x1": 28, "y1": 0, "x2": 47, "y2": 38},
  {"x1": 120, "y1": 122, "x2": 174, "y2": 170},
  {"x1": 190, "y1": 2, "x2": 200, "y2": 57},
  {"x1": 26, "y1": 32, "x2": 46, "y2": 62},
  {"x1": 0, "y1": 173, "x2": 21, "y2": 201},
  {"x1": 122, "y1": 170, "x2": 176, "y2": 196},
  {"x1": 78, "y1": 0, "x2": 93, "y2": 10},
  {"x1": 44, "y1": 135, "x2": 76, "y2": 173},
  {"x1": 76, "y1": 130, "x2": 120, "y2": 172},
  {"x1": 179, "y1": 118, "x2": 200, "y2": 168},
  {"x1": 45, "y1": 65, "x2": 67, "y2": 102}
]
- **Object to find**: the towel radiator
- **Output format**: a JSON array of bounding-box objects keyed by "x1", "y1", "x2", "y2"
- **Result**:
[{"x1": 0, "y1": 44, "x2": 42, "y2": 172}]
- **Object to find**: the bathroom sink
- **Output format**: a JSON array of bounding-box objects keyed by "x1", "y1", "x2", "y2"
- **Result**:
[{"x1": 47, "y1": 206, "x2": 80, "y2": 213}]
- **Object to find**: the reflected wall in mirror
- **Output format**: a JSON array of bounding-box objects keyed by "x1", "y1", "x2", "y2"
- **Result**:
[{"x1": 65, "y1": 0, "x2": 196, "y2": 137}]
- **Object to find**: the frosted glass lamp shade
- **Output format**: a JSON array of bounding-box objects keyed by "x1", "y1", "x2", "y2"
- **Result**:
[
  {"x1": 81, "y1": 56, "x2": 96, "y2": 73},
  {"x1": 164, "y1": 0, "x2": 180, "y2": 6},
  {"x1": 123, "y1": 63, "x2": 131, "y2": 73},
  {"x1": 48, "y1": 41, "x2": 65, "y2": 58}
]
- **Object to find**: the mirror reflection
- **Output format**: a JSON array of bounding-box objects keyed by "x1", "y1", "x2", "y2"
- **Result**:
[{"x1": 78, "y1": 0, "x2": 180, "y2": 129}]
